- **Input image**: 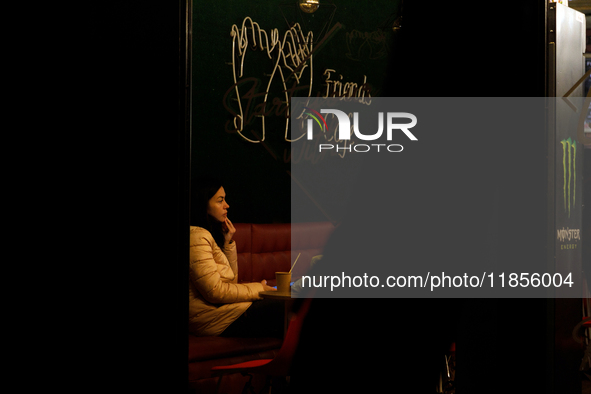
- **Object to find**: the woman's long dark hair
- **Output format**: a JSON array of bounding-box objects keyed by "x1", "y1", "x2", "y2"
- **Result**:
[{"x1": 190, "y1": 176, "x2": 226, "y2": 248}]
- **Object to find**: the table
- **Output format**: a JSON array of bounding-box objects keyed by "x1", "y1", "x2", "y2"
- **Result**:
[{"x1": 259, "y1": 291, "x2": 294, "y2": 338}]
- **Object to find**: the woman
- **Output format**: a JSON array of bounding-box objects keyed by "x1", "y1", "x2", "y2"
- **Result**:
[{"x1": 189, "y1": 177, "x2": 282, "y2": 337}]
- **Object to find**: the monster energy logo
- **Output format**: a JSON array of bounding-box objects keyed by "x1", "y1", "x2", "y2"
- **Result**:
[
  {"x1": 556, "y1": 227, "x2": 581, "y2": 243},
  {"x1": 559, "y1": 138, "x2": 576, "y2": 218}
]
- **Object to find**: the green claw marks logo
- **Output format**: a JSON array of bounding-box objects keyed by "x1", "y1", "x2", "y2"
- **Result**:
[{"x1": 559, "y1": 138, "x2": 576, "y2": 217}]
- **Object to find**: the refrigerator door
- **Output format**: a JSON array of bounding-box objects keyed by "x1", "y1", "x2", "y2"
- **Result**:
[
  {"x1": 548, "y1": 2, "x2": 584, "y2": 293},
  {"x1": 547, "y1": 3, "x2": 585, "y2": 394},
  {"x1": 548, "y1": 3, "x2": 587, "y2": 292}
]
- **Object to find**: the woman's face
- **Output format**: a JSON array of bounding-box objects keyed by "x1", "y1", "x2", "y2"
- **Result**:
[{"x1": 207, "y1": 187, "x2": 229, "y2": 222}]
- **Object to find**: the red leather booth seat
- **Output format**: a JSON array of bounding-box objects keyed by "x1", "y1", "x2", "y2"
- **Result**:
[
  {"x1": 234, "y1": 222, "x2": 335, "y2": 285},
  {"x1": 188, "y1": 222, "x2": 334, "y2": 393}
]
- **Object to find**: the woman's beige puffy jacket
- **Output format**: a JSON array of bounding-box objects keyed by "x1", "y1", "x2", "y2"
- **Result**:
[{"x1": 189, "y1": 226, "x2": 264, "y2": 336}]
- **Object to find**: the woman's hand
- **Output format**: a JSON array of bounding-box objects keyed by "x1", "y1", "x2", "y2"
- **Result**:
[
  {"x1": 261, "y1": 280, "x2": 277, "y2": 292},
  {"x1": 222, "y1": 217, "x2": 236, "y2": 244}
]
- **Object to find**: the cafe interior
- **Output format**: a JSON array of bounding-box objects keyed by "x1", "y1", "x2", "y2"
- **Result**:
[{"x1": 144, "y1": 0, "x2": 591, "y2": 393}]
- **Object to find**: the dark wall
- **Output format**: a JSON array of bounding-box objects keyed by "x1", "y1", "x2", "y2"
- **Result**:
[
  {"x1": 190, "y1": 0, "x2": 548, "y2": 224},
  {"x1": 191, "y1": 0, "x2": 402, "y2": 223}
]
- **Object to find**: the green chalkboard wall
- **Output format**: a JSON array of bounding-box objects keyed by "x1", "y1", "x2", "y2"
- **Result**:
[{"x1": 191, "y1": 0, "x2": 402, "y2": 223}]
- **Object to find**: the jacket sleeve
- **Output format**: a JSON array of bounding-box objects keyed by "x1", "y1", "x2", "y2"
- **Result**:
[
  {"x1": 221, "y1": 241, "x2": 239, "y2": 283},
  {"x1": 189, "y1": 229, "x2": 264, "y2": 304}
]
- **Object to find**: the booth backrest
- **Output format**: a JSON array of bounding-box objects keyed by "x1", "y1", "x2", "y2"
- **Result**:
[{"x1": 233, "y1": 222, "x2": 334, "y2": 284}]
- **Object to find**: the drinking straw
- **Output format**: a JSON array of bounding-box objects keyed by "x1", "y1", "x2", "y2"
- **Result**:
[{"x1": 289, "y1": 253, "x2": 301, "y2": 274}]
